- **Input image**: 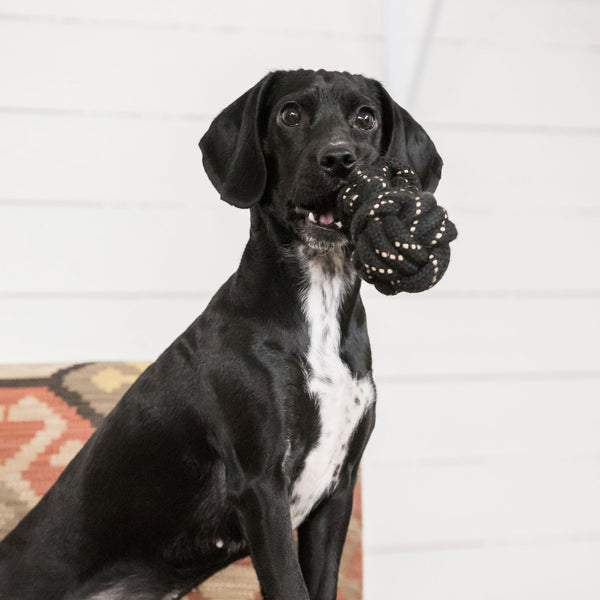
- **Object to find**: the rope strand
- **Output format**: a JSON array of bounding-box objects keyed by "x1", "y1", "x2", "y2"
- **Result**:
[{"x1": 339, "y1": 159, "x2": 458, "y2": 295}]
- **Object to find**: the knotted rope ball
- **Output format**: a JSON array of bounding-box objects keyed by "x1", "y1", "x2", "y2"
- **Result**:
[{"x1": 339, "y1": 158, "x2": 458, "y2": 295}]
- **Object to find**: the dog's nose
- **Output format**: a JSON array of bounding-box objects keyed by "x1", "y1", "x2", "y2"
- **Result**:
[{"x1": 318, "y1": 146, "x2": 357, "y2": 177}]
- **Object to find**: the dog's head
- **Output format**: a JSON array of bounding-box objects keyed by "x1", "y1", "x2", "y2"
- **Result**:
[{"x1": 200, "y1": 69, "x2": 442, "y2": 251}]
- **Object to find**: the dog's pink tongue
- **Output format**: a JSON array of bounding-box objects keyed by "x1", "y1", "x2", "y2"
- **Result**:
[{"x1": 318, "y1": 211, "x2": 335, "y2": 226}]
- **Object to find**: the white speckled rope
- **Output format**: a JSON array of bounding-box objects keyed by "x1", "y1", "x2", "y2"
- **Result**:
[{"x1": 339, "y1": 158, "x2": 457, "y2": 295}]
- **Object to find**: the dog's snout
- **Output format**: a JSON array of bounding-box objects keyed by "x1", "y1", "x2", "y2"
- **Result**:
[{"x1": 318, "y1": 145, "x2": 357, "y2": 177}]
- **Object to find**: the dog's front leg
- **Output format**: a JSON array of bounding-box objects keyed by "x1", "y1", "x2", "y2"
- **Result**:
[
  {"x1": 237, "y1": 475, "x2": 310, "y2": 600},
  {"x1": 297, "y1": 480, "x2": 355, "y2": 600},
  {"x1": 297, "y1": 407, "x2": 374, "y2": 600}
]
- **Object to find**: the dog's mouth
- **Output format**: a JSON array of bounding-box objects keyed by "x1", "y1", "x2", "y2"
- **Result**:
[
  {"x1": 293, "y1": 190, "x2": 345, "y2": 235},
  {"x1": 300, "y1": 208, "x2": 343, "y2": 231}
]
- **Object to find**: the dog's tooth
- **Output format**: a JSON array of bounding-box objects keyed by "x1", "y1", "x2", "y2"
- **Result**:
[
  {"x1": 334, "y1": 221, "x2": 342, "y2": 229},
  {"x1": 308, "y1": 212, "x2": 317, "y2": 223}
]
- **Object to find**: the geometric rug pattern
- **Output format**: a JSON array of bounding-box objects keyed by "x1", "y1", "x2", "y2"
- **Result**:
[{"x1": 0, "y1": 363, "x2": 363, "y2": 599}]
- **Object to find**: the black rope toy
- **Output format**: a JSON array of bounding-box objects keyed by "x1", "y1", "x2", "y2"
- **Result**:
[{"x1": 339, "y1": 158, "x2": 458, "y2": 295}]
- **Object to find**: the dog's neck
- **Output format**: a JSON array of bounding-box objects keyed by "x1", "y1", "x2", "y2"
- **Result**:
[
  {"x1": 297, "y1": 244, "x2": 352, "y2": 374},
  {"x1": 231, "y1": 207, "x2": 360, "y2": 320}
]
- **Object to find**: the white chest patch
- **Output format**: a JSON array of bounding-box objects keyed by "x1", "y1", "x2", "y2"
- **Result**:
[{"x1": 289, "y1": 249, "x2": 375, "y2": 530}]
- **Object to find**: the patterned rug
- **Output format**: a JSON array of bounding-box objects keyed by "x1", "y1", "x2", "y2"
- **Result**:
[{"x1": 0, "y1": 362, "x2": 362, "y2": 599}]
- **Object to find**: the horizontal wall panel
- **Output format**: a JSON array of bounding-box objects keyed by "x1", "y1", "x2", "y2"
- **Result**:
[
  {"x1": 0, "y1": 205, "x2": 600, "y2": 294},
  {"x1": 0, "y1": 115, "x2": 212, "y2": 207},
  {"x1": 3, "y1": 115, "x2": 599, "y2": 212},
  {"x1": 364, "y1": 296, "x2": 600, "y2": 377},
  {"x1": 415, "y1": 43, "x2": 600, "y2": 129},
  {"x1": 0, "y1": 20, "x2": 383, "y2": 116},
  {"x1": 2, "y1": 205, "x2": 599, "y2": 293},
  {"x1": 0, "y1": 297, "x2": 208, "y2": 363},
  {"x1": 430, "y1": 127, "x2": 600, "y2": 211},
  {"x1": 1, "y1": 296, "x2": 598, "y2": 374},
  {"x1": 437, "y1": 0, "x2": 600, "y2": 45},
  {"x1": 362, "y1": 459, "x2": 600, "y2": 545},
  {"x1": 0, "y1": 205, "x2": 248, "y2": 294},
  {"x1": 367, "y1": 378, "x2": 600, "y2": 462},
  {"x1": 364, "y1": 540, "x2": 600, "y2": 600},
  {"x1": 0, "y1": 2, "x2": 383, "y2": 36},
  {"x1": 440, "y1": 209, "x2": 600, "y2": 293}
]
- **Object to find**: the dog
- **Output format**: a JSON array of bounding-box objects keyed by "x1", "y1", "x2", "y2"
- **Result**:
[{"x1": 0, "y1": 69, "x2": 442, "y2": 599}]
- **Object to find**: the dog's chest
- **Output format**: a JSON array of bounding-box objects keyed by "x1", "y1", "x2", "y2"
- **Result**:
[{"x1": 289, "y1": 251, "x2": 375, "y2": 530}]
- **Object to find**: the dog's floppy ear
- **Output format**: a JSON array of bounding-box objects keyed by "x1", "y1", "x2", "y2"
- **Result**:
[
  {"x1": 199, "y1": 74, "x2": 274, "y2": 208},
  {"x1": 376, "y1": 83, "x2": 443, "y2": 192}
]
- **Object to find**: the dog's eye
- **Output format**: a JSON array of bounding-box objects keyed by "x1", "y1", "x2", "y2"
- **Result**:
[
  {"x1": 280, "y1": 103, "x2": 301, "y2": 127},
  {"x1": 355, "y1": 108, "x2": 377, "y2": 131}
]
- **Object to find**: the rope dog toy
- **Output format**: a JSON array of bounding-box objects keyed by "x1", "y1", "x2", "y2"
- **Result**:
[{"x1": 339, "y1": 158, "x2": 458, "y2": 295}]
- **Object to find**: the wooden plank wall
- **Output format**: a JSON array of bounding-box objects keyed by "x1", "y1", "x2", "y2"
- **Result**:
[
  {"x1": 0, "y1": 1, "x2": 384, "y2": 360},
  {"x1": 362, "y1": 1, "x2": 600, "y2": 599},
  {"x1": 1, "y1": 1, "x2": 599, "y2": 599}
]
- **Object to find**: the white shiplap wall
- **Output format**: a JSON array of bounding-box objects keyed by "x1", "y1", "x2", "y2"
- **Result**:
[
  {"x1": 0, "y1": 0, "x2": 384, "y2": 360},
  {"x1": 362, "y1": 1, "x2": 600, "y2": 599},
  {"x1": 1, "y1": 1, "x2": 599, "y2": 599}
]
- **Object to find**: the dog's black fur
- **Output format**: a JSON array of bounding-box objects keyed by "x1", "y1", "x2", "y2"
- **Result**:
[{"x1": 0, "y1": 69, "x2": 441, "y2": 599}]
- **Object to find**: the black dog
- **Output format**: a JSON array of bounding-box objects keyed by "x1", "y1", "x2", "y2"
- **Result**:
[{"x1": 0, "y1": 69, "x2": 442, "y2": 599}]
